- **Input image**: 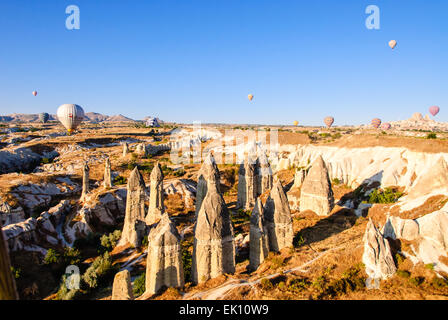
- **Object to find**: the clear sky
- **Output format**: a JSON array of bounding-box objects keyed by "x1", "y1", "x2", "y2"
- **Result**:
[{"x1": 0, "y1": 0, "x2": 446, "y2": 125}]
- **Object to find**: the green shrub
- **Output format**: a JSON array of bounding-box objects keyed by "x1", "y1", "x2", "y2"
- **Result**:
[
  {"x1": 287, "y1": 277, "x2": 310, "y2": 293},
  {"x1": 181, "y1": 240, "x2": 193, "y2": 282},
  {"x1": 427, "y1": 133, "x2": 437, "y2": 139},
  {"x1": 260, "y1": 278, "x2": 273, "y2": 290},
  {"x1": 396, "y1": 270, "x2": 411, "y2": 278},
  {"x1": 82, "y1": 252, "x2": 116, "y2": 289},
  {"x1": 368, "y1": 188, "x2": 403, "y2": 204},
  {"x1": 332, "y1": 133, "x2": 342, "y2": 139},
  {"x1": 127, "y1": 161, "x2": 137, "y2": 170},
  {"x1": 100, "y1": 230, "x2": 122, "y2": 252},
  {"x1": 270, "y1": 255, "x2": 285, "y2": 270},
  {"x1": 293, "y1": 232, "x2": 305, "y2": 247},
  {"x1": 113, "y1": 175, "x2": 127, "y2": 185},
  {"x1": 10, "y1": 266, "x2": 21, "y2": 279},
  {"x1": 44, "y1": 249, "x2": 61, "y2": 265},
  {"x1": 131, "y1": 153, "x2": 139, "y2": 161},
  {"x1": 62, "y1": 247, "x2": 81, "y2": 265},
  {"x1": 141, "y1": 235, "x2": 149, "y2": 248},
  {"x1": 173, "y1": 169, "x2": 186, "y2": 177},
  {"x1": 409, "y1": 276, "x2": 425, "y2": 286},
  {"x1": 431, "y1": 277, "x2": 448, "y2": 288},
  {"x1": 277, "y1": 281, "x2": 286, "y2": 291},
  {"x1": 395, "y1": 253, "x2": 405, "y2": 266},
  {"x1": 55, "y1": 275, "x2": 82, "y2": 300},
  {"x1": 425, "y1": 263, "x2": 435, "y2": 270},
  {"x1": 322, "y1": 265, "x2": 366, "y2": 297},
  {"x1": 133, "y1": 272, "x2": 146, "y2": 297},
  {"x1": 332, "y1": 178, "x2": 341, "y2": 185},
  {"x1": 312, "y1": 276, "x2": 327, "y2": 293},
  {"x1": 231, "y1": 209, "x2": 251, "y2": 224}
]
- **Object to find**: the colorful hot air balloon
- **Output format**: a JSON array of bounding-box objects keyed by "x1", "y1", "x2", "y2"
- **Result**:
[
  {"x1": 57, "y1": 104, "x2": 85, "y2": 134},
  {"x1": 381, "y1": 122, "x2": 391, "y2": 130},
  {"x1": 324, "y1": 116, "x2": 334, "y2": 128},
  {"x1": 389, "y1": 40, "x2": 397, "y2": 49},
  {"x1": 293, "y1": 120, "x2": 299, "y2": 126},
  {"x1": 39, "y1": 112, "x2": 49, "y2": 124},
  {"x1": 32, "y1": 91, "x2": 37, "y2": 96},
  {"x1": 248, "y1": 94, "x2": 254, "y2": 101},
  {"x1": 371, "y1": 118, "x2": 382, "y2": 128},
  {"x1": 429, "y1": 106, "x2": 440, "y2": 117}
]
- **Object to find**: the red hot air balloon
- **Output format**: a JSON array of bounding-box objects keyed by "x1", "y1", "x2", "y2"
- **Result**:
[
  {"x1": 381, "y1": 122, "x2": 391, "y2": 130},
  {"x1": 32, "y1": 91, "x2": 37, "y2": 96},
  {"x1": 324, "y1": 116, "x2": 334, "y2": 128},
  {"x1": 371, "y1": 118, "x2": 381, "y2": 128},
  {"x1": 429, "y1": 106, "x2": 440, "y2": 117}
]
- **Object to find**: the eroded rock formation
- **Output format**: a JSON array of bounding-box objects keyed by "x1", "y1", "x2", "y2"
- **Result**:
[
  {"x1": 287, "y1": 168, "x2": 307, "y2": 211},
  {"x1": 299, "y1": 155, "x2": 334, "y2": 216},
  {"x1": 237, "y1": 155, "x2": 258, "y2": 210},
  {"x1": 0, "y1": 221, "x2": 18, "y2": 300},
  {"x1": 111, "y1": 269, "x2": 134, "y2": 300},
  {"x1": 257, "y1": 151, "x2": 273, "y2": 196},
  {"x1": 103, "y1": 158, "x2": 113, "y2": 189},
  {"x1": 362, "y1": 219, "x2": 397, "y2": 280},
  {"x1": 192, "y1": 153, "x2": 235, "y2": 284},
  {"x1": 249, "y1": 198, "x2": 269, "y2": 270},
  {"x1": 119, "y1": 167, "x2": 147, "y2": 247},
  {"x1": 146, "y1": 163, "x2": 164, "y2": 226},
  {"x1": 407, "y1": 156, "x2": 448, "y2": 199},
  {"x1": 264, "y1": 179, "x2": 293, "y2": 252},
  {"x1": 80, "y1": 162, "x2": 90, "y2": 201},
  {"x1": 122, "y1": 142, "x2": 129, "y2": 157},
  {"x1": 145, "y1": 213, "x2": 184, "y2": 295}
]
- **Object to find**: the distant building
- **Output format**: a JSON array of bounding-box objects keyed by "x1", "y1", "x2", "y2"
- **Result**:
[{"x1": 145, "y1": 117, "x2": 160, "y2": 127}]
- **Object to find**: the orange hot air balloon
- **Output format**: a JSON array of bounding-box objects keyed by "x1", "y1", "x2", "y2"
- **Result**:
[
  {"x1": 293, "y1": 120, "x2": 298, "y2": 126},
  {"x1": 371, "y1": 118, "x2": 382, "y2": 128},
  {"x1": 324, "y1": 116, "x2": 334, "y2": 128},
  {"x1": 248, "y1": 94, "x2": 254, "y2": 101},
  {"x1": 32, "y1": 91, "x2": 37, "y2": 96},
  {"x1": 389, "y1": 40, "x2": 397, "y2": 49}
]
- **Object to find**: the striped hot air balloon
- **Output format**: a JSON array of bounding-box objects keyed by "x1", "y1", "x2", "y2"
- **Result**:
[
  {"x1": 248, "y1": 94, "x2": 254, "y2": 101},
  {"x1": 324, "y1": 116, "x2": 334, "y2": 128},
  {"x1": 57, "y1": 104, "x2": 85, "y2": 134},
  {"x1": 381, "y1": 122, "x2": 391, "y2": 130},
  {"x1": 39, "y1": 112, "x2": 49, "y2": 124},
  {"x1": 371, "y1": 118, "x2": 382, "y2": 128}
]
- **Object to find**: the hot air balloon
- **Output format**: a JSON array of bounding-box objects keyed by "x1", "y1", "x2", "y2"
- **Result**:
[
  {"x1": 371, "y1": 118, "x2": 382, "y2": 128},
  {"x1": 389, "y1": 40, "x2": 397, "y2": 49},
  {"x1": 381, "y1": 122, "x2": 391, "y2": 130},
  {"x1": 324, "y1": 116, "x2": 334, "y2": 128},
  {"x1": 248, "y1": 94, "x2": 254, "y2": 101},
  {"x1": 293, "y1": 120, "x2": 298, "y2": 126},
  {"x1": 429, "y1": 106, "x2": 440, "y2": 117},
  {"x1": 32, "y1": 91, "x2": 37, "y2": 96},
  {"x1": 39, "y1": 112, "x2": 49, "y2": 124},
  {"x1": 57, "y1": 104, "x2": 85, "y2": 134}
]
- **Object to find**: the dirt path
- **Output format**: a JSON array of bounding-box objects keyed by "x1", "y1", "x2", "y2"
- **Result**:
[{"x1": 183, "y1": 244, "x2": 347, "y2": 300}]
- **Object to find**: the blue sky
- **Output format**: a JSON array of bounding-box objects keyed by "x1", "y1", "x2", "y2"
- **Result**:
[{"x1": 0, "y1": 0, "x2": 446, "y2": 125}]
